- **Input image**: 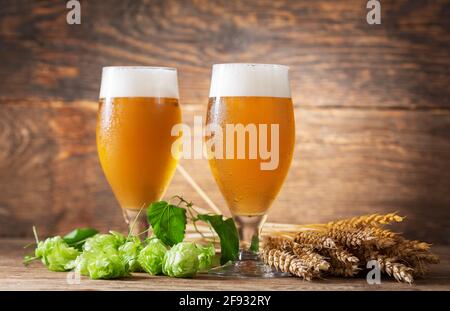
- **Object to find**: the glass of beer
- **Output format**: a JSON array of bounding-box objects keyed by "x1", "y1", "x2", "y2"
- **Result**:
[
  {"x1": 97, "y1": 67, "x2": 181, "y2": 235},
  {"x1": 206, "y1": 63, "x2": 295, "y2": 277}
]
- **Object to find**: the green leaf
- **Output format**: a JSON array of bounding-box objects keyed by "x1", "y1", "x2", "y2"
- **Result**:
[
  {"x1": 250, "y1": 235, "x2": 259, "y2": 253},
  {"x1": 195, "y1": 214, "x2": 239, "y2": 265},
  {"x1": 147, "y1": 201, "x2": 187, "y2": 247},
  {"x1": 63, "y1": 228, "x2": 98, "y2": 249}
]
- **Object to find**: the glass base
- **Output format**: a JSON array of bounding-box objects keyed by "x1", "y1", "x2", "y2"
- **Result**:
[
  {"x1": 208, "y1": 259, "x2": 290, "y2": 278},
  {"x1": 207, "y1": 214, "x2": 290, "y2": 278}
]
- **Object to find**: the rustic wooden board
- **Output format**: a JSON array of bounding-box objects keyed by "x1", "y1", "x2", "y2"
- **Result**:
[
  {"x1": 1, "y1": 239, "x2": 448, "y2": 291},
  {"x1": 0, "y1": 1, "x2": 449, "y2": 243},
  {"x1": 0, "y1": 0, "x2": 449, "y2": 108},
  {"x1": 1, "y1": 100, "x2": 449, "y2": 243}
]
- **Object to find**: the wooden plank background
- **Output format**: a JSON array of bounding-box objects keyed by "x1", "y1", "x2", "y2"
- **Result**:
[{"x1": 0, "y1": 0, "x2": 449, "y2": 243}]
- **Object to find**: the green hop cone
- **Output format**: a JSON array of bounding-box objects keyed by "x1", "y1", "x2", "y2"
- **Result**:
[
  {"x1": 118, "y1": 237, "x2": 142, "y2": 272},
  {"x1": 72, "y1": 231, "x2": 129, "y2": 279},
  {"x1": 66, "y1": 251, "x2": 89, "y2": 275},
  {"x1": 163, "y1": 242, "x2": 200, "y2": 278},
  {"x1": 138, "y1": 238, "x2": 168, "y2": 275},
  {"x1": 86, "y1": 249, "x2": 129, "y2": 279},
  {"x1": 197, "y1": 243, "x2": 215, "y2": 272},
  {"x1": 35, "y1": 236, "x2": 80, "y2": 272},
  {"x1": 83, "y1": 232, "x2": 126, "y2": 253}
]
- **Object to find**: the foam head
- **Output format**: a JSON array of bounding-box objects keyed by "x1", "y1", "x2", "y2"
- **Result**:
[
  {"x1": 99, "y1": 66, "x2": 179, "y2": 99},
  {"x1": 209, "y1": 63, "x2": 291, "y2": 98}
]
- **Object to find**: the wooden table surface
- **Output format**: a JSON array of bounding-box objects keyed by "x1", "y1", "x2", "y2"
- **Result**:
[{"x1": 1, "y1": 239, "x2": 449, "y2": 291}]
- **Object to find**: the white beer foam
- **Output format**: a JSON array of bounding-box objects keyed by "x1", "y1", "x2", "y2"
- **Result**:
[
  {"x1": 209, "y1": 63, "x2": 291, "y2": 98},
  {"x1": 99, "y1": 66, "x2": 179, "y2": 98}
]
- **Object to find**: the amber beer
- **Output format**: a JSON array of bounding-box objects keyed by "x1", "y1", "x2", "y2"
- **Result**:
[
  {"x1": 206, "y1": 65, "x2": 295, "y2": 216},
  {"x1": 207, "y1": 96, "x2": 295, "y2": 216},
  {"x1": 97, "y1": 67, "x2": 181, "y2": 232}
]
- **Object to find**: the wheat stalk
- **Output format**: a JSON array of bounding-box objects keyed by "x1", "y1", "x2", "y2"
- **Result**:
[{"x1": 327, "y1": 213, "x2": 404, "y2": 229}]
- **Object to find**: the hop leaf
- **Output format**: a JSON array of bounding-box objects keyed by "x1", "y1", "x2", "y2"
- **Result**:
[
  {"x1": 195, "y1": 214, "x2": 239, "y2": 265},
  {"x1": 147, "y1": 201, "x2": 187, "y2": 247},
  {"x1": 63, "y1": 228, "x2": 98, "y2": 250}
]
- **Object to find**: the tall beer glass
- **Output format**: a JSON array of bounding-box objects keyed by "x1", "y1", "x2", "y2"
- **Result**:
[
  {"x1": 97, "y1": 67, "x2": 181, "y2": 235},
  {"x1": 206, "y1": 63, "x2": 295, "y2": 277}
]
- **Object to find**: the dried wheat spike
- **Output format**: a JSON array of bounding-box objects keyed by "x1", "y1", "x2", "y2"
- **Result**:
[
  {"x1": 386, "y1": 238, "x2": 435, "y2": 259},
  {"x1": 262, "y1": 236, "x2": 330, "y2": 272},
  {"x1": 327, "y1": 213, "x2": 404, "y2": 229},
  {"x1": 373, "y1": 236, "x2": 397, "y2": 249},
  {"x1": 376, "y1": 255, "x2": 414, "y2": 284},
  {"x1": 406, "y1": 252, "x2": 440, "y2": 265},
  {"x1": 294, "y1": 230, "x2": 336, "y2": 249},
  {"x1": 329, "y1": 227, "x2": 395, "y2": 249},
  {"x1": 288, "y1": 258, "x2": 316, "y2": 281},
  {"x1": 292, "y1": 244, "x2": 330, "y2": 272},
  {"x1": 408, "y1": 254, "x2": 438, "y2": 277},
  {"x1": 328, "y1": 227, "x2": 375, "y2": 248},
  {"x1": 322, "y1": 247, "x2": 360, "y2": 276},
  {"x1": 405, "y1": 248, "x2": 440, "y2": 277},
  {"x1": 323, "y1": 246, "x2": 359, "y2": 265},
  {"x1": 328, "y1": 263, "x2": 361, "y2": 277},
  {"x1": 398, "y1": 239, "x2": 431, "y2": 252},
  {"x1": 260, "y1": 248, "x2": 314, "y2": 280},
  {"x1": 354, "y1": 247, "x2": 378, "y2": 263},
  {"x1": 406, "y1": 256, "x2": 434, "y2": 278},
  {"x1": 371, "y1": 227, "x2": 399, "y2": 239},
  {"x1": 263, "y1": 236, "x2": 290, "y2": 250}
]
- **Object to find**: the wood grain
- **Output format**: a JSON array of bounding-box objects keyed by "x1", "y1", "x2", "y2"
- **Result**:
[
  {"x1": 1, "y1": 100, "x2": 449, "y2": 243},
  {"x1": 1, "y1": 239, "x2": 449, "y2": 290},
  {"x1": 0, "y1": 1, "x2": 449, "y2": 242},
  {"x1": 0, "y1": 0, "x2": 449, "y2": 107}
]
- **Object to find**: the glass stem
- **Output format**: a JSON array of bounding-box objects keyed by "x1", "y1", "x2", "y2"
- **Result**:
[
  {"x1": 122, "y1": 208, "x2": 149, "y2": 239},
  {"x1": 233, "y1": 214, "x2": 267, "y2": 261}
]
